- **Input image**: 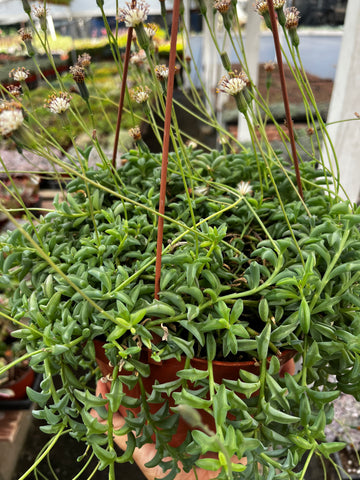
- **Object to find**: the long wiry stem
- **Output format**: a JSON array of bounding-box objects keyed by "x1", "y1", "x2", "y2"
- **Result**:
[
  {"x1": 154, "y1": 0, "x2": 181, "y2": 299},
  {"x1": 112, "y1": 23, "x2": 134, "y2": 168},
  {"x1": 267, "y1": 0, "x2": 304, "y2": 200}
]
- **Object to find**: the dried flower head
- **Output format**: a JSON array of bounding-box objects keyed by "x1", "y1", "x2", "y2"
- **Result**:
[
  {"x1": 129, "y1": 126, "x2": 142, "y2": 141},
  {"x1": 0, "y1": 101, "x2": 24, "y2": 137},
  {"x1": 130, "y1": 86, "x2": 151, "y2": 103},
  {"x1": 44, "y1": 92, "x2": 72, "y2": 114},
  {"x1": 77, "y1": 53, "x2": 91, "y2": 68},
  {"x1": 117, "y1": 0, "x2": 150, "y2": 27},
  {"x1": 155, "y1": 64, "x2": 169, "y2": 81},
  {"x1": 255, "y1": 0, "x2": 268, "y2": 15},
  {"x1": 130, "y1": 49, "x2": 147, "y2": 65},
  {"x1": 32, "y1": 5, "x2": 47, "y2": 18},
  {"x1": 283, "y1": 118, "x2": 294, "y2": 130},
  {"x1": 355, "y1": 112, "x2": 360, "y2": 118},
  {"x1": 69, "y1": 65, "x2": 86, "y2": 83},
  {"x1": 307, "y1": 127, "x2": 315, "y2": 136},
  {"x1": 214, "y1": 0, "x2": 231, "y2": 14},
  {"x1": 216, "y1": 72, "x2": 247, "y2": 96},
  {"x1": 18, "y1": 27, "x2": 32, "y2": 41},
  {"x1": 6, "y1": 85, "x2": 22, "y2": 98},
  {"x1": 144, "y1": 23, "x2": 158, "y2": 38},
  {"x1": 9, "y1": 67, "x2": 30, "y2": 82},
  {"x1": 264, "y1": 60, "x2": 276, "y2": 72},
  {"x1": 285, "y1": 7, "x2": 300, "y2": 29},
  {"x1": 237, "y1": 181, "x2": 252, "y2": 196}
]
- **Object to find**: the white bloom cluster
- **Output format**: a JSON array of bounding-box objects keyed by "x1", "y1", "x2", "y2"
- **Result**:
[
  {"x1": 9, "y1": 67, "x2": 30, "y2": 82},
  {"x1": 237, "y1": 181, "x2": 252, "y2": 196},
  {"x1": 255, "y1": 0, "x2": 268, "y2": 14},
  {"x1": 216, "y1": 74, "x2": 246, "y2": 96},
  {"x1": 45, "y1": 92, "x2": 72, "y2": 114},
  {"x1": 155, "y1": 65, "x2": 169, "y2": 81},
  {"x1": 0, "y1": 102, "x2": 24, "y2": 136},
  {"x1": 117, "y1": 1, "x2": 150, "y2": 27},
  {"x1": 144, "y1": 23, "x2": 157, "y2": 38},
  {"x1": 285, "y1": 7, "x2": 300, "y2": 28},
  {"x1": 273, "y1": 0, "x2": 286, "y2": 8},
  {"x1": 130, "y1": 86, "x2": 151, "y2": 103}
]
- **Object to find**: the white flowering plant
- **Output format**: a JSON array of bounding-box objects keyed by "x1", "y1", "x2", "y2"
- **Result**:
[{"x1": 1, "y1": 1, "x2": 360, "y2": 480}]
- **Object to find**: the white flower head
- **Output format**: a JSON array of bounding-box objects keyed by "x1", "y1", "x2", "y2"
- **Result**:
[
  {"x1": 155, "y1": 64, "x2": 169, "y2": 81},
  {"x1": 285, "y1": 7, "x2": 300, "y2": 29},
  {"x1": 216, "y1": 73, "x2": 247, "y2": 96},
  {"x1": 144, "y1": 23, "x2": 158, "y2": 38},
  {"x1": 45, "y1": 91, "x2": 72, "y2": 114},
  {"x1": 237, "y1": 181, "x2": 252, "y2": 196},
  {"x1": 9, "y1": 67, "x2": 30, "y2": 82},
  {"x1": 194, "y1": 185, "x2": 209, "y2": 196},
  {"x1": 117, "y1": 0, "x2": 150, "y2": 27},
  {"x1": 255, "y1": 0, "x2": 268, "y2": 15},
  {"x1": 273, "y1": 0, "x2": 285, "y2": 9},
  {"x1": 0, "y1": 101, "x2": 24, "y2": 136},
  {"x1": 130, "y1": 86, "x2": 151, "y2": 103},
  {"x1": 186, "y1": 140, "x2": 198, "y2": 149}
]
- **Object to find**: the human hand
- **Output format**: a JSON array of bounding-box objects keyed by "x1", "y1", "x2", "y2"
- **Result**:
[{"x1": 92, "y1": 380, "x2": 246, "y2": 480}]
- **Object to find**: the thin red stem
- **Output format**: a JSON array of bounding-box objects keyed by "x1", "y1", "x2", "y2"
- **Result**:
[
  {"x1": 267, "y1": 0, "x2": 304, "y2": 200},
  {"x1": 154, "y1": 0, "x2": 181, "y2": 300},
  {"x1": 112, "y1": 26, "x2": 133, "y2": 168}
]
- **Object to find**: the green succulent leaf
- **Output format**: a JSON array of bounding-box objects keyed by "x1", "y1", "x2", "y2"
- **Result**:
[{"x1": 26, "y1": 387, "x2": 51, "y2": 407}]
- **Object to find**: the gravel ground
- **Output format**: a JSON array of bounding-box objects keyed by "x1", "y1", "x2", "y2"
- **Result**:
[{"x1": 325, "y1": 394, "x2": 360, "y2": 450}]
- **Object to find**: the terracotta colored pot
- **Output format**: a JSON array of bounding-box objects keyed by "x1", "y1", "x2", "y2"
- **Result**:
[
  {"x1": 0, "y1": 368, "x2": 35, "y2": 401},
  {"x1": 94, "y1": 340, "x2": 295, "y2": 447}
]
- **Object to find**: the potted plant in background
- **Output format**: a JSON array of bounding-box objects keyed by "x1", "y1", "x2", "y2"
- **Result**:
[
  {"x1": 0, "y1": 173, "x2": 40, "y2": 216},
  {"x1": 0, "y1": 308, "x2": 35, "y2": 404},
  {"x1": 1, "y1": 0, "x2": 360, "y2": 479}
]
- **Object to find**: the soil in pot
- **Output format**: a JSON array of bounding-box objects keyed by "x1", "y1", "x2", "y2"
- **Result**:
[{"x1": 0, "y1": 367, "x2": 35, "y2": 401}]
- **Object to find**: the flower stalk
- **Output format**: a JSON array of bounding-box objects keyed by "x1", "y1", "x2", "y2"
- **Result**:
[{"x1": 112, "y1": 21, "x2": 134, "y2": 168}]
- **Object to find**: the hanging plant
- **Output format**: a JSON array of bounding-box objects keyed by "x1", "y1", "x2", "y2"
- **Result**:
[{"x1": 1, "y1": 0, "x2": 360, "y2": 479}]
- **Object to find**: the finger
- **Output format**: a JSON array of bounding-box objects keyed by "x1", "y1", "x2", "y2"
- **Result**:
[{"x1": 95, "y1": 378, "x2": 111, "y2": 397}]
